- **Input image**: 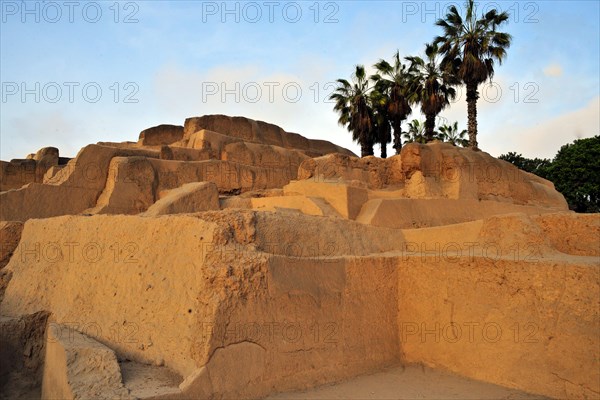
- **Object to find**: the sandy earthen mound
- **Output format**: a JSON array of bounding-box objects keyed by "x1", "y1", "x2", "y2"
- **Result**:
[{"x1": 0, "y1": 115, "x2": 597, "y2": 399}]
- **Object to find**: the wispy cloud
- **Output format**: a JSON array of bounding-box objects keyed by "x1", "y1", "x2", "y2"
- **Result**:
[
  {"x1": 1, "y1": 1, "x2": 598, "y2": 161},
  {"x1": 543, "y1": 63, "x2": 563, "y2": 77},
  {"x1": 489, "y1": 96, "x2": 599, "y2": 159},
  {"x1": 1, "y1": 111, "x2": 83, "y2": 159}
]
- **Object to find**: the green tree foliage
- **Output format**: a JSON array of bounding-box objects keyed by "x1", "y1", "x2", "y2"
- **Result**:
[
  {"x1": 370, "y1": 87, "x2": 392, "y2": 158},
  {"x1": 406, "y1": 43, "x2": 456, "y2": 142},
  {"x1": 544, "y1": 136, "x2": 600, "y2": 213},
  {"x1": 499, "y1": 136, "x2": 600, "y2": 213},
  {"x1": 330, "y1": 65, "x2": 375, "y2": 157},
  {"x1": 403, "y1": 120, "x2": 427, "y2": 144},
  {"x1": 434, "y1": 0, "x2": 512, "y2": 149},
  {"x1": 498, "y1": 152, "x2": 551, "y2": 177},
  {"x1": 371, "y1": 51, "x2": 415, "y2": 154},
  {"x1": 438, "y1": 122, "x2": 468, "y2": 146},
  {"x1": 331, "y1": 1, "x2": 512, "y2": 156}
]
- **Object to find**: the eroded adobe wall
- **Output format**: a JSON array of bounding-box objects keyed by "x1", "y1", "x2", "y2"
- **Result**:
[
  {"x1": 183, "y1": 115, "x2": 356, "y2": 157},
  {"x1": 398, "y1": 256, "x2": 599, "y2": 399},
  {"x1": 0, "y1": 215, "x2": 221, "y2": 376},
  {"x1": 0, "y1": 311, "x2": 49, "y2": 397},
  {"x1": 41, "y1": 324, "x2": 134, "y2": 400},
  {"x1": 0, "y1": 145, "x2": 160, "y2": 221},
  {"x1": 0, "y1": 147, "x2": 65, "y2": 192},
  {"x1": 396, "y1": 212, "x2": 600, "y2": 399},
  {"x1": 188, "y1": 254, "x2": 400, "y2": 399},
  {"x1": 138, "y1": 125, "x2": 184, "y2": 146},
  {"x1": 299, "y1": 142, "x2": 569, "y2": 211},
  {"x1": 0, "y1": 211, "x2": 404, "y2": 399},
  {"x1": 1, "y1": 208, "x2": 596, "y2": 399},
  {"x1": 0, "y1": 159, "x2": 37, "y2": 191},
  {"x1": 356, "y1": 198, "x2": 564, "y2": 229}
]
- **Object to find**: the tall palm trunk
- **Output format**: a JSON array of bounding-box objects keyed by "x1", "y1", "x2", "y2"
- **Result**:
[
  {"x1": 392, "y1": 121, "x2": 402, "y2": 154},
  {"x1": 361, "y1": 140, "x2": 374, "y2": 157},
  {"x1": 380, "y1": 142, "x2": 387, "y2": 158},
  {"x1": 466, "y1": 82, "x2": 479, "y2": 149},
  {"x1": 424, "y1": 114, "x2": 436, "y2": 142}
]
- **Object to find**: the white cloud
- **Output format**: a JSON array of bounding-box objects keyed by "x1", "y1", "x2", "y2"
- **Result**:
[
  {"x1": 543, "y1": 63, "x2": 563, "y2": 77},
  {"x1": 3, "y1": 64, "x2": 591, "y2": 163},
  {"x1": 488, "y1": 96, "x2": 599, "y2": 159},
  {"x1": 1, "y1": 112, "x2": 84, "y2": 159},
  {"x1": 152, "y1": 63, "x2": 361, "y2": 155}
]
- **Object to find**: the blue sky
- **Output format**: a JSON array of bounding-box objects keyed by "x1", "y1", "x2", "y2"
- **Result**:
[{"x1": 1, "y1": 0, "x2": 599, "y2": 160}]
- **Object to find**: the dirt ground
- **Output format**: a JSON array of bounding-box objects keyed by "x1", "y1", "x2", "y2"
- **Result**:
[{"x1": 268, "y1": 364, "x2": 550, "y2": 400}]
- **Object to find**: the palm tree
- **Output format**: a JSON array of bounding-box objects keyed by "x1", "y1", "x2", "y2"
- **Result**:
[
  {"x1": 434, "y1": 0, "x2": 512, "y2": 149},
  {"x1": 406, "y1": 43, "x2": 457, "y2": 142},
  {"x1": 403, "y1": 119, "x2": 427, "y2": 144},
  {"x1": 371, "y1": 51, "x2": 415, "y2": 155},
  {"x1": 330, "y1": 65, "x2": 375, "y2": 157},
  {"x1": 438, "y1": 121, "x2": 468, "y2": 146},
  {"x1": 370, "y1": 88, "x2": 392, "y2": 158}
]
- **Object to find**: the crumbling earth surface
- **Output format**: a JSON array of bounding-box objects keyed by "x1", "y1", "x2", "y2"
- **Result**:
[{"x1": 0, "y1": 115, "x2": 598, "y2": 399}]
